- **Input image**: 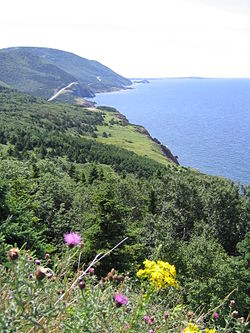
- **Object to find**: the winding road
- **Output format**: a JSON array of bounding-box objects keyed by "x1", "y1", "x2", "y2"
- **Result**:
[{"x1": 48, "y1": 82, "x2": 78, "y2": 101}]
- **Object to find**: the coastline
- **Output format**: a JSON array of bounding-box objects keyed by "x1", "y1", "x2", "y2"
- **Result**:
[
  {"x1": 91, "y1": 78, "x2": 250, "y2": 184},
  {"x1": 88, "y1": 80, "x2": 179, "y2": 165},
  {"x1": 94, "y1": 105, "x2": 179, "y2": 166}
]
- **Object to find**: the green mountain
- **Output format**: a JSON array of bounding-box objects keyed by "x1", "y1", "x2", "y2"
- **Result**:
[
  {"x1": 22, "y1": 47, "x2": 132, "y2": 92},
  {"x1": 0, "y1": 47, "x2": 132, "y2": 101}
]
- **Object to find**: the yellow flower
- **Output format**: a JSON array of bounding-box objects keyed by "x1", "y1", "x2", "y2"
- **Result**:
[
  {"x1": 205, "y1": 329, "x2": 216, "y2": 333},
  {"x1": 136, "y1": 259, "x2": 178, "y2": 289},
  {"x1": 183, "y1": 323, "x2": 202, "y2": 333}
]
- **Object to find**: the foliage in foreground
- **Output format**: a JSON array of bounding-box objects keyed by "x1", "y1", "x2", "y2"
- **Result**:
[
  {"x1": 0, "y1": 86, "x2": 249, "y2": 326},
  {"x1": 0, "y1": 156, "x2": 249, "y2": 315},
  {"x1": 1, "y1": 240, "x2": 249, "y2": 333}
]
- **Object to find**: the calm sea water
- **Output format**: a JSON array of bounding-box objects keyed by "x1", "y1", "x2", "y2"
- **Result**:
[{"x1": 92, "y1": 79, "x2": 250, "y2": 184}]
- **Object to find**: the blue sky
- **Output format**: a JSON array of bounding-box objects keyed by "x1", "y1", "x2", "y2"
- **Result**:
[{"x1": 1, "y1": 0, "x2": 250, "y2": 78}]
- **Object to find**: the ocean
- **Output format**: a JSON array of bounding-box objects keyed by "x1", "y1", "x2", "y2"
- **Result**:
[{"x1": 91, "y1": 78, "x2": 250, "y2": 184}]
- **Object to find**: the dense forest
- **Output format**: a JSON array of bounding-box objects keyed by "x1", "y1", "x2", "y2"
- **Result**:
[{"x1": 0, "y1": 87, "x2": 249, "y2": 331}]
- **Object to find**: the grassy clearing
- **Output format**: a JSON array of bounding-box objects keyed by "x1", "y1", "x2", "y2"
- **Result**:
[{"x1": 93, "y1": 110, "x2": 171, "y2": 165}]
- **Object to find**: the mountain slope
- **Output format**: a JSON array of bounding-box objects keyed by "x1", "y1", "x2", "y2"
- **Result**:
[
  {"x1": 0, "y1": 47, "x2": 132, "y2": 101},
  {"x1": 0, "y1": 48, "x2": 94, "y2": 99},
  {"x1": 21, "y1": 47, "x2": 132, "y2": 92}
]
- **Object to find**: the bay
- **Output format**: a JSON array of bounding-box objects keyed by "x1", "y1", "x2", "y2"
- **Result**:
[{"x1": 91, "y1": 78, "x2": 250, "y2": 184}]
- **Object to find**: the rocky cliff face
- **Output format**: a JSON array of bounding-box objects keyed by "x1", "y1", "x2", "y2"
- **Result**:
[
  {"x1": 135, "y1": 125, "x2": 179, "y2": 165},
  {"x1": 160, "y1": 144, "x2": 179, "y2": 165}
]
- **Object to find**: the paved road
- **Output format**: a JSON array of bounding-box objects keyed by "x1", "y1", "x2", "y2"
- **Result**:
[{"x1": 48, "y1": 82, "x2": 78, "y2": 101}]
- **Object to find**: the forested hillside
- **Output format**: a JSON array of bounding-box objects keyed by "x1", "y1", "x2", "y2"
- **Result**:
[
  {"x1": 0, "y1": 47, "x2": 132, "y2": 101},
  {"x1": 0, "y1": 87, "x2": 249, "y2": 332}
]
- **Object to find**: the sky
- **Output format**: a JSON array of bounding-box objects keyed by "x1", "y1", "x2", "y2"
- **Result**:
[{"x1": 1, "y1": 0, "x2": 250, "y2": 78}]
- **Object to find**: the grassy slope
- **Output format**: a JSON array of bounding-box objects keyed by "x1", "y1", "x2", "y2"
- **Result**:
[{"x1": 93, "y1": 109, "x2": 171, "y2": 165}]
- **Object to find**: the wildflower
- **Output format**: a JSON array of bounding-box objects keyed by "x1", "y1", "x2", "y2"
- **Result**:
[
  {"x1": 64, "y1": 232, "x2": 82, "y2": 248},
  {"x1": 231, "y1": 310, "x2": 238, "y2": 318},
  {"x1": 213, "y1": 312, "x2": 219, "y2": 319},
  {"x1": 137, "y1": 259, "x2": 178, "y2": 289},
  {"x1": 144, "y1": 315, "x2": 150, "y2": 322},
  {"x1": 148, "y1": 319, "x2": 154, "y2": 326},
  {"x1": 89, "y1": 267, "x2": 95, "y2": 275},
  {"x1": 35, "y1": 259, "x2": 41, "y2": 265},
  {"x1": 114, "y1": 293, "x2": 128, "y2": 307},
  {"x1": 45, "y1": 253, "x2": 50, "y2": 259},
  {"x1": 79, "y1": 280, "x2": 86, "y2": 290},
  {"x1": 229, "y1": 300, "x2": 235, "y2": 308},
  {"x1": 205, "y1": 329, "x2": 216, "y2": 333},
  {"x1": 238, "y1": 317, "x2": 244, "y2": 323},
  {"x1": 8, "y1": 248, "x2": 19, "y2": 260},
  {"x1": 183, "y1": 323, "x2": 202, "y2": 333},
  {"x1": 125, "y1": 323, "x2": 130, "y2": 330},
  {"x1": 35, "y1": 267, "x2": 47, "y2": 280}
]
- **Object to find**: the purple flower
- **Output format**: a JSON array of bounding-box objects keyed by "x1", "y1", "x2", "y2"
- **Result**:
[
  {"x1": 213, "y1": 312, "x2": 219, "y2": 319},
  {"x1": 125, "y1": 323, "x2": 130, "y2": 330},
  {"x1": 115, "y1": 293, "x2": 128, "y2": 307},
  {"x1": 144, "y1": 315, "x2": 150, "y2": 322},
  {"x1": 64, "y1": 232, "x2": 82, "y2": 248},
  {"x1": 35, "y1": 259, "x2": 41, "y2": 265},
  {"x1": 148, "y1": 319, "x2": 154, "y2": 326}
]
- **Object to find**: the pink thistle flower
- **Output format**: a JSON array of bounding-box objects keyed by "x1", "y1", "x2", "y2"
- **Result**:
[
  {"x1": 144, "y1": 315, "x2": 150, "y2": 322},
  {"x1": 64, "y1": 232, "x2": 82, "y2": 248},
  {"x1": 35, "y1": 259, "x2": 41, "y2": 265},
  {"x1": 213, "y1": 312, "x2": 219, "y2": 319},
  {"x1": 115, "y1": 293, "x2": 128, "y2": 307},
  {"x1": 148, "y1": 319, "x2": 154, "y2": 326}
]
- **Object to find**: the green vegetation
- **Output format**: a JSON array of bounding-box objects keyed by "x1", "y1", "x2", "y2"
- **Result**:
[
  {"x1": 0, "y1": 87, "x2": 249, "y2": 331},
  {"x1": 0, "y1": 47, "x2": 132, "y2": 100},
  {"x1": 1, "y1": 245, "x2": 248, "y2": 332},
  {"x1": 94, "y1": 107, "x2": 171, "y2": 165},
  {"x1": 0, "y1": 48, "x2": 82, "y2": 99},
  {"x1": 23, "y1": 47, "x2": 132, "y2": 92}
]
